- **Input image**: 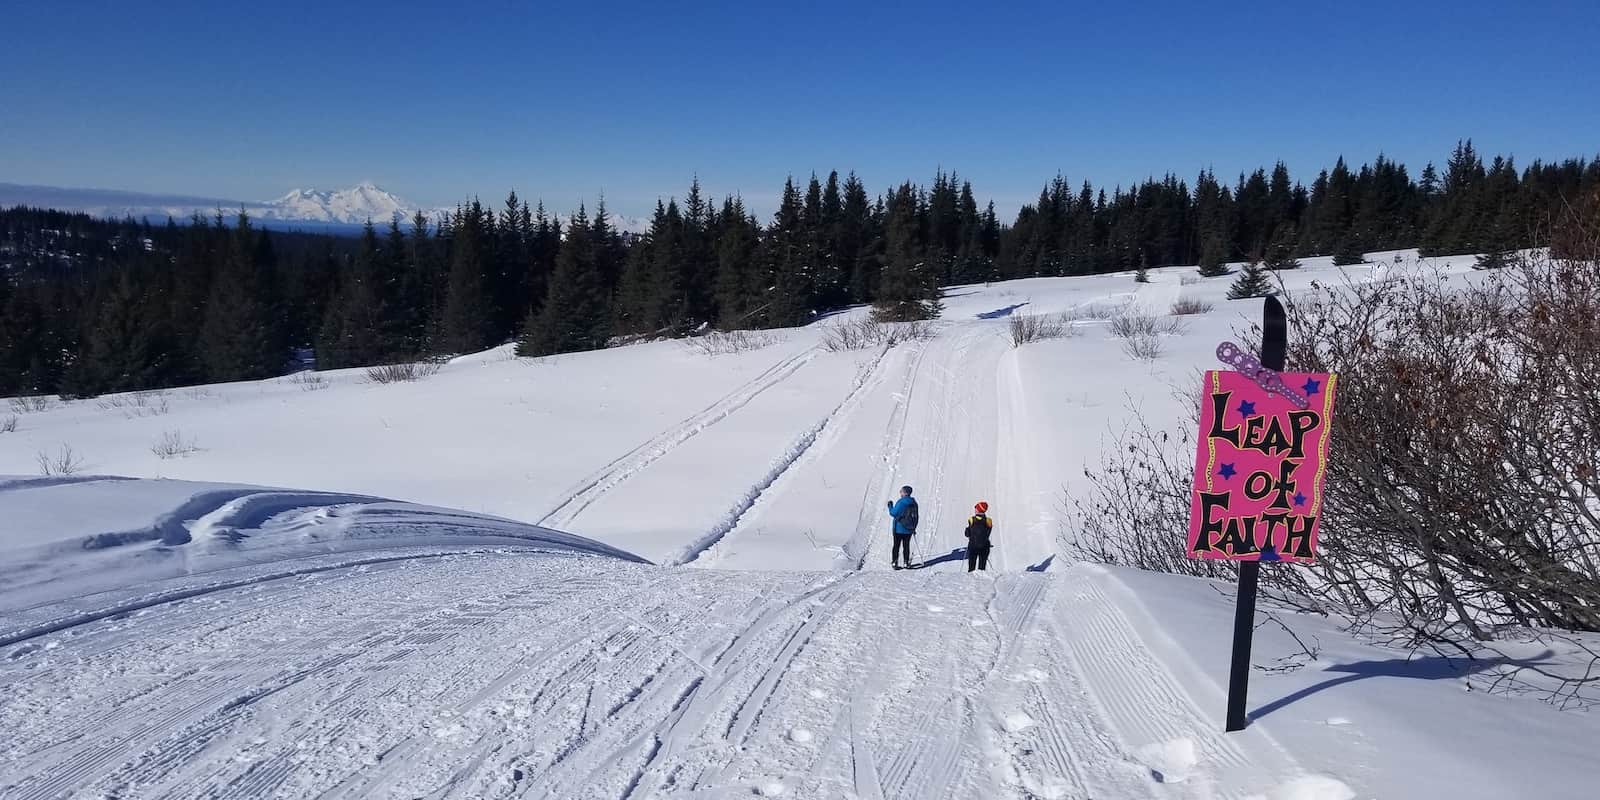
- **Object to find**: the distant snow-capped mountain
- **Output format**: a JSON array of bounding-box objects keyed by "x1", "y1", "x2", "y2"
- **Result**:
[
  {"x1": 0, "y1": 181, "x2": 652, "y2": 233},
  {"x1": 257, "y1": 182, "x2": 417, "y2": 225}
]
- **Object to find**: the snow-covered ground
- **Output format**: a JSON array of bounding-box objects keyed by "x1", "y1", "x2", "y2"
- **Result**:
[{"x1": 4, "y1": 250, "x2": 1597, "y2": 798}]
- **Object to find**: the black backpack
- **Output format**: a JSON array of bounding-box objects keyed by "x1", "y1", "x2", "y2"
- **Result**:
[
  {"x1": 904, "y1": 499, "x2": 919, "y2": 532},
  {"x1": 966, "y1": 514, "x2": 992, "y2": 547}
]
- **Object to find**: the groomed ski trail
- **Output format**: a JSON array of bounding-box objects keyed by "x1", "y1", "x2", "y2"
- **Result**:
[
  {"x1": 697, "y1": 309, "x2": 1060, "y2": 575},
  {"x1": 1, "y1": 549, "x2": 1312, "y2": 799}
]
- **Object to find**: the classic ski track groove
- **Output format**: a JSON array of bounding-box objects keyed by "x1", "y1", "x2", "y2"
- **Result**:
[
  {"x1": 618, "y1": 574, "x2": 857, "y2": 798},
  {"x1": 1055, "y1": 569, "x2": 1302, "y2": 798},
  {"x1": 683, "y1": 342, "x2": 899, "y2": 565},
  {"x1": 850, "y1": 336, "x2": 935, "y2": 568},
  {"x1": 538, "y1": 347, "x2": 821, "y2": 530},
  {"x1": 982, "y1": 576, "x2": 1133, "y2": 800}
]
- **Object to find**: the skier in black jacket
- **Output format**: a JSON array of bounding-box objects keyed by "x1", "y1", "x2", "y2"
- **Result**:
[{"x1": 965, "y1": 502, "x2": 993, "y2": 572}]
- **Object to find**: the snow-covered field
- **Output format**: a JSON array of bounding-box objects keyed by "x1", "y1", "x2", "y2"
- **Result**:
[{"x1": 4, "y1": 251, "x2": 1597, "y2": 798}]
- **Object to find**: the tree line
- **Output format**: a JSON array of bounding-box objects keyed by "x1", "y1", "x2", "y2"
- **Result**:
[{"x1": 2, "y1": 141, "x2": 1596, "y2": 398}]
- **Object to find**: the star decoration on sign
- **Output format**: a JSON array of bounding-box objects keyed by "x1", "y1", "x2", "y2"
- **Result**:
[
  {"x1": 1237, "y1": 399, "x2": 1257, "y2": 417},
  {"x1": 1303, "y1": 378, "x2": 1321, "y2": 396},
  {"x1": 1294, "y1": 492, "x2": 1307, "y2": 507},
  {"x1": 1219, "y1": 463, "x2": 1237, "y2": 480}
]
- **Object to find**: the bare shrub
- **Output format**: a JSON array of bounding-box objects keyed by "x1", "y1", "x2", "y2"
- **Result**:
[
  {"x1": 364, "y1": 361, "x2": 443, "y2": 384},
  {"x1": 151, "y1": 430, "x2": 200, "y2": 460},
  {"x1": 820, "y1": 318, "x2": 881, "y2": 352},
  {"x1": 1108, "y1": 312, "x2": 1188, "y2": 339},
  {"x1": 36, "y1": 444, "x2": 85, "y2": 476},
  {"x1": 0, "y1": 415, "x2": 17, "y2": 434},
  {"x1": 97, "y1": 390, "x2": 170, "y2": 417},
  {"x1": 1286, "y1": 239, "x2": 1600, "y2": 643},
  {"x1": 1065, "y1": 302, "x2": 1124, "y2": 322},
  {"x1": 287, "y1": 371, "x2": 329, "y2": 391},
  {"x1": 9, "y1": 395, "x2": 55, "y2": 414},
  {"x1": 1169, "y1": 297, "x2": 1215, "y2": 316},
  {"x1": 881, "y1": 319, "x2": 935, "y2": 347},
  {"x1": 1122, "y1": 333, "x2": 1165, "y2": 361},
  {"x1": 820, "y1": 318, "x2": 934, "y2": 352},
  {"x1": 1008, "y1": 313, "x2": 1070, "y2": 347},
  {"x1": 183, "y1": 387, "x2": 214, "y2": 400},
  {"x1": 1551, "y1": 187, "x2": 1600, "y2": 262},
  {"x1": 684, "y1": 330, "x2": 781, "y2": 356}
]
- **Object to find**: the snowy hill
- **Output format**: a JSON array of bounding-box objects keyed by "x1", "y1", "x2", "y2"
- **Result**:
[{"x1": 3, "y1": 251, "x2": 1597, "y2": 799}]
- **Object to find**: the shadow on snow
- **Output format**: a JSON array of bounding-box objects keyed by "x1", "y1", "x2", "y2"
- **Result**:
[{"x1": 1249, "y1": 650, "x2": 1557, "y2": 723}]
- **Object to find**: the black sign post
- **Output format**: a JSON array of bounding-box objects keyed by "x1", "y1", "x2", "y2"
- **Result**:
[{"x1": 1224, "y1": 295, "x2": 1287, "y2": 733}]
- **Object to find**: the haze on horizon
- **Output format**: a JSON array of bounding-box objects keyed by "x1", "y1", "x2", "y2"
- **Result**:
[{"x1": 2, "y1": 0, "x2": 1597, "y2": 221}]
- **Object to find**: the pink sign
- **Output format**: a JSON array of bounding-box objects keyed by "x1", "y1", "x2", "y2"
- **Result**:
[{"x1": 1187, "y1": 369, "x2": 1338, "y2": 563}]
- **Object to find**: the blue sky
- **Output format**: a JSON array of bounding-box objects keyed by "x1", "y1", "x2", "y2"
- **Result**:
[{"x1": 2, "y1": 0, "x2": 1596, "y2": 220}]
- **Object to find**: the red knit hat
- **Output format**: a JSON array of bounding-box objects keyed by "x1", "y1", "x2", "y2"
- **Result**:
[{"x1": 974, "y1": 501, "x2": 989, "y2": 513}]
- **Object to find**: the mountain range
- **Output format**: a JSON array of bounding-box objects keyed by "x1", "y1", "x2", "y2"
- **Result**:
[
  {"x1": 257, "y1": 183, "x2": 421, "y2": 224},
  {"x1": 0, "y1": 181, "x2": 648, "y2": 233}
]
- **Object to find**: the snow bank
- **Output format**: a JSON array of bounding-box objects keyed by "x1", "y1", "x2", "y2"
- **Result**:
[{"x1": 0, "y1": 476, "x2": 642, "y2": 617}]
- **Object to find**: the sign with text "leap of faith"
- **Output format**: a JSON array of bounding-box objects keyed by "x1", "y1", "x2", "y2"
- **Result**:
[{"x1": 1187, "y1": 347, "x2": 1338, "y2": 563}]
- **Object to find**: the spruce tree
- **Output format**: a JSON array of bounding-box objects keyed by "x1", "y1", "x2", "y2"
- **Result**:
[
  {"x1": 714, "y1": 198, "x2": 758, "y2": 327},
  {"x1": 488, "y1": 192, "x2": 531, "y2": 342},
  {"x1": 648, "y1": 201, "x2": 688, "y2": 331},
  {"x1": 613, "y1": 229, "x2": 656, "y2": 336},
  {"x1": 1227, "y1": 258, "x2": 1275, "y2": 300},
  {"x1": 438, "y1": 202, "x2": 492, "y2": 355},
  {"x1": 515, "y1": 204, "x2": 559, "y2": 340},
  {"x1": 386, "y1": 215, "x2": 423, "y2": 355},
  {"x1": 681, "y1": 178, "x2": 715, "y2": 323},
  {"x1": 841, "y1": 174, "x2": 878, "y2": 303},
  {"x1": 872, "y1": 184, "x2": 942, "y2": 322},
  {"x1": 199, "y1": 212, "x2": 285, "y2": 381},
  {"x1": 406, "y1": 211, "x2": 442, "y2": 352},
  {"x1": 1197, "y1": 237, "x2": 1230, "y2": 276},
  {"x1": 1264, "y1": 224, "x2": 1302, "y2": 270},
  {"x1": 590, "y1": 198, "x2": 626, "y2": 298},
  {"x1": 614, "y1": 200, "x2": 689, "y2": 336},
  {"x1": 1475, "y1": 200, "x2": 1518, "y2": 270},
  {"x1": 0, "y1": 283, "x2": 68, "y2": 396},
  {"x1": 318, "y1": 221, "x2": 403, "y2": 368},
  {"x1": 519, "y1": 208, "x2": 611, "y2": 356},
  {"x1": 1134, "y1": 252, "x2": 1151, "y2": 283},
  {"x1": 816, "y1": 172, "x2": 847, "y2": 307},
  {"x1": 1332, "y1": 236, "x2": 1366, "y2": 266},
  {"x1": 1474, "y1": 246, "x2": 1515, "y2": 270},
  {"x1": 753, "y1": 178, "x2": 814, "y2": 327},
  {"x1": 69, "y1": 265, "x2": 175, "y2": 395}
]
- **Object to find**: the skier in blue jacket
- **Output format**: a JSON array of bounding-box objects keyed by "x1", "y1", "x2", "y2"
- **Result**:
[{"x1": 886, "y1": 485, "x2": 919, "y2": 569}]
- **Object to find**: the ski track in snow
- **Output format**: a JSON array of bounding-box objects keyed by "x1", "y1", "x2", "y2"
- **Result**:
[
  {"x1": 537, "y1": 347, "x2": 820, "y2": 531},
  {"x1": 681, "y1": 342, "x2": 899, "y2": 566}
]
